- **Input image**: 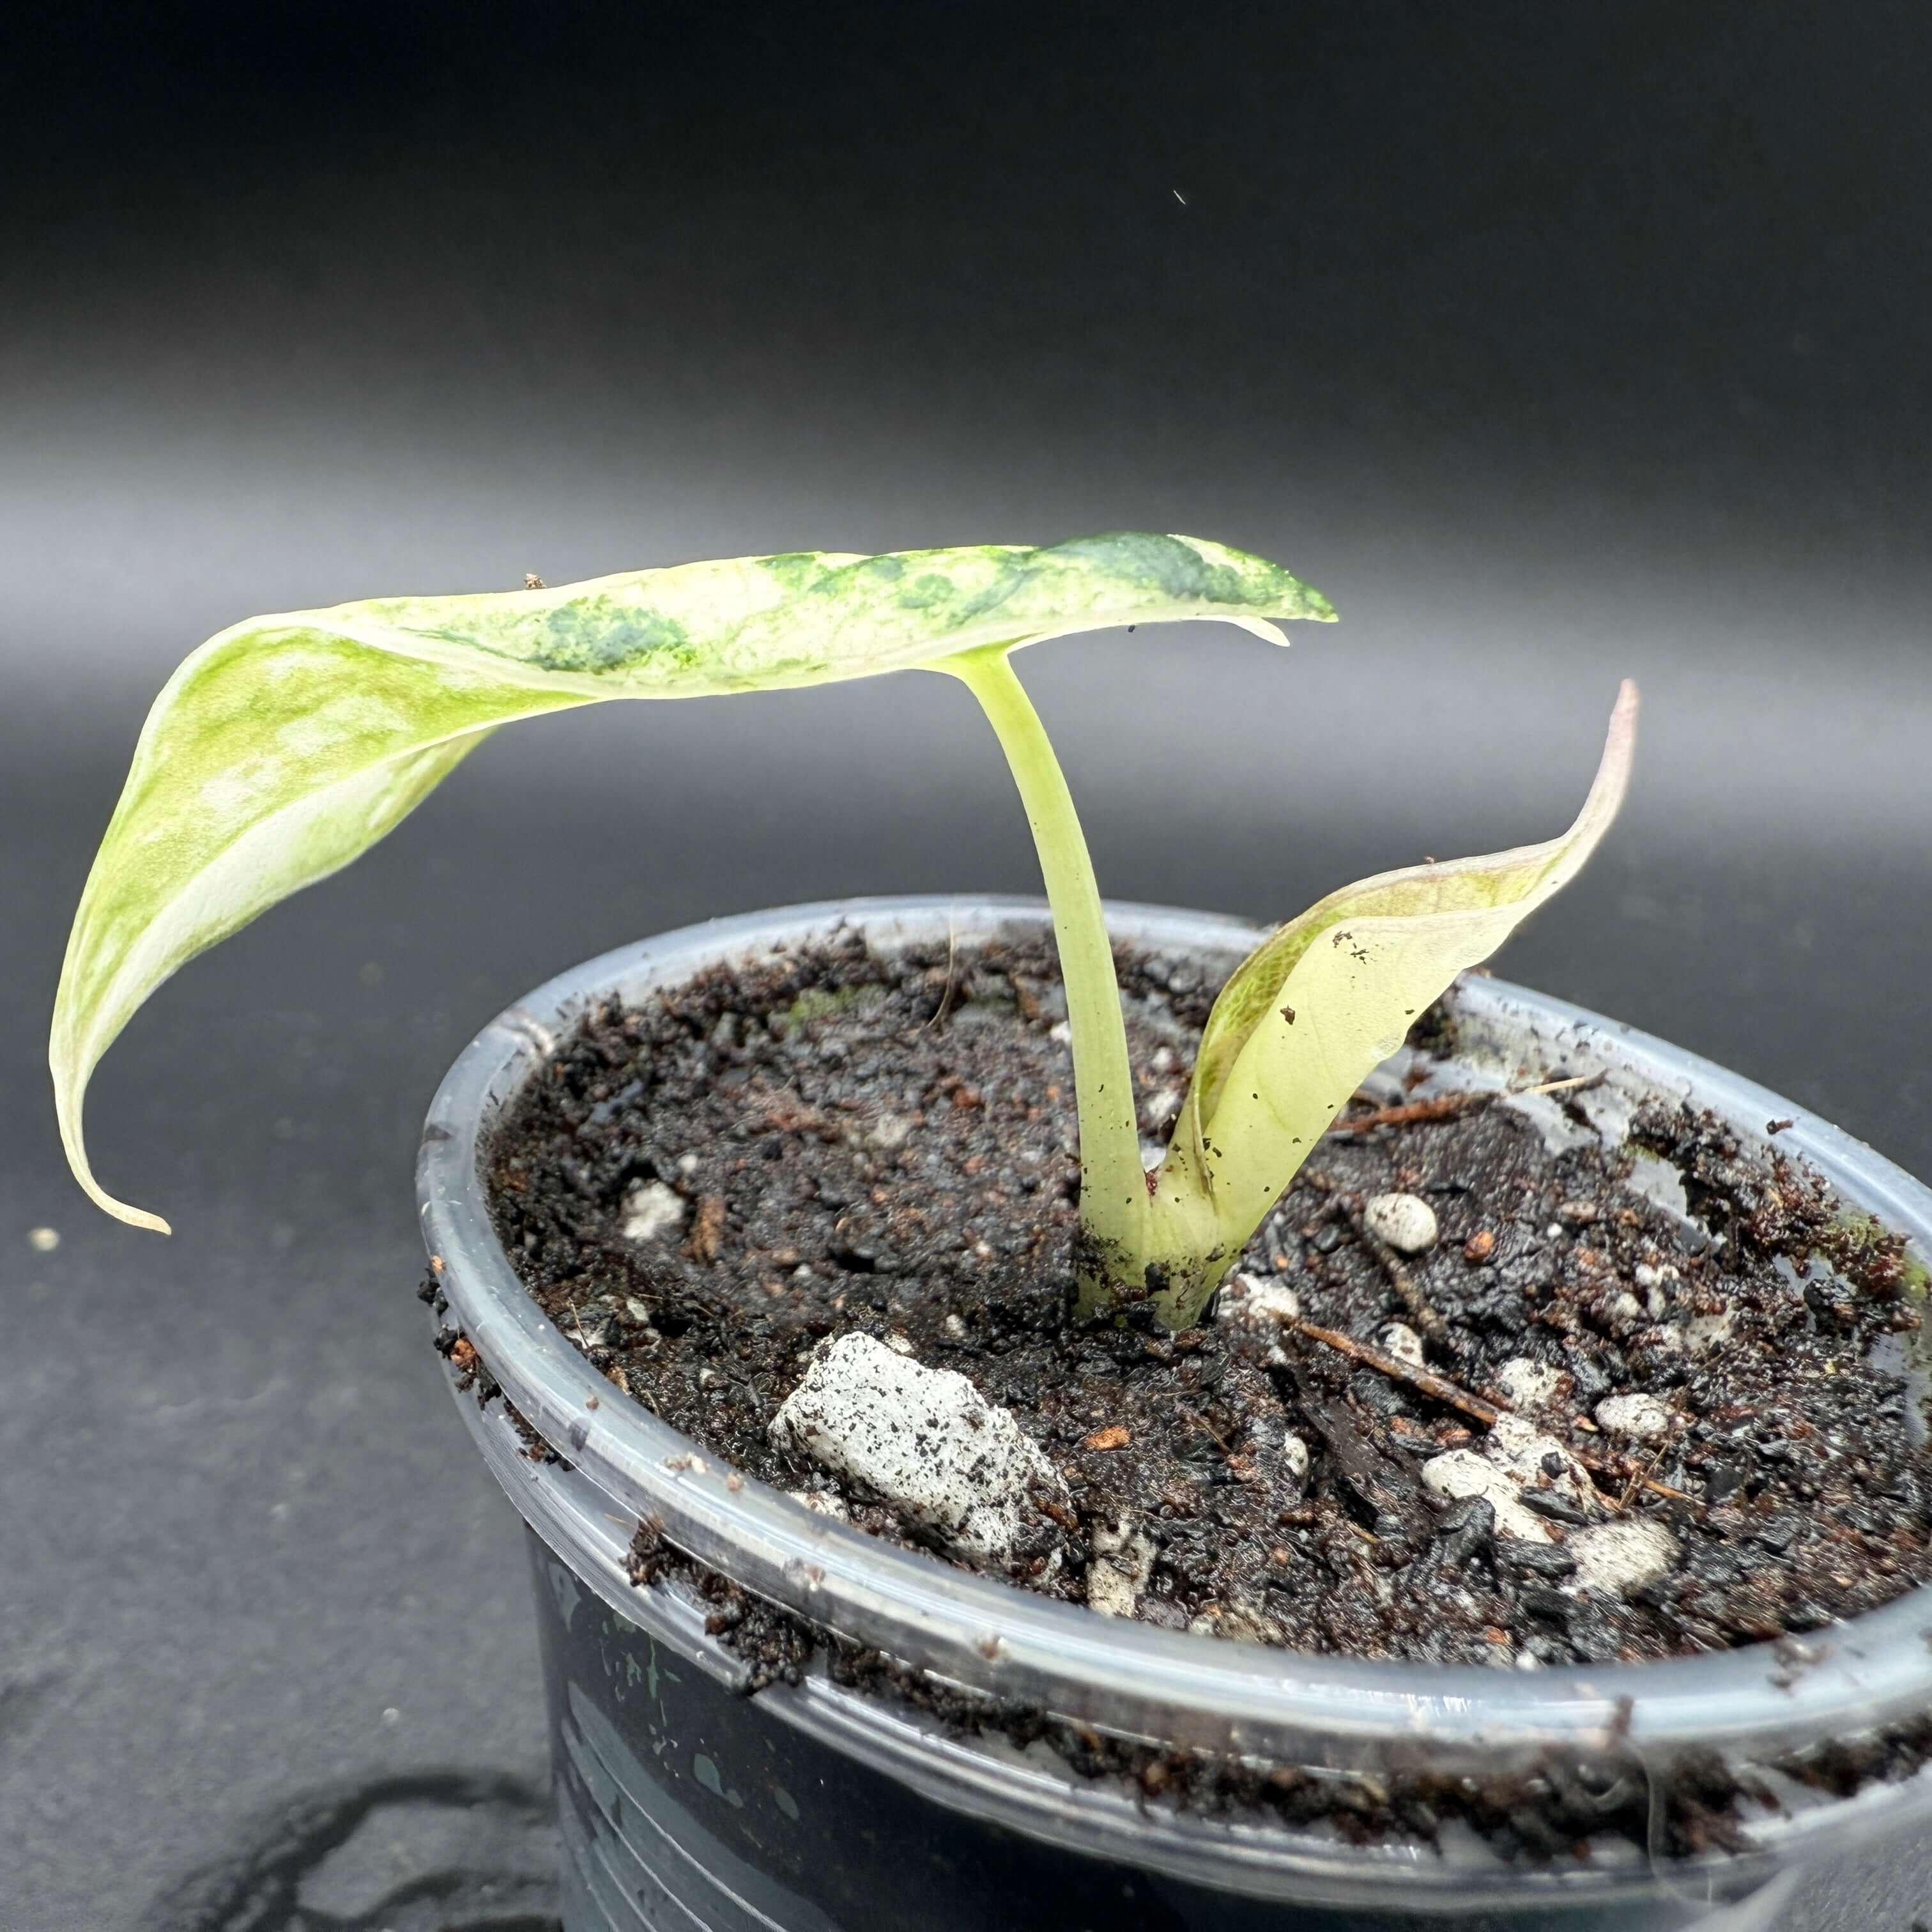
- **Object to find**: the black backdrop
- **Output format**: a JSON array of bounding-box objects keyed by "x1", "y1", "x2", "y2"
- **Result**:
[{"x1": 5, "y1": 6, "x2": 1931, "y2": 1926}]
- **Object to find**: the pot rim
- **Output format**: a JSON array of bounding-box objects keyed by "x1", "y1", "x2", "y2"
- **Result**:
[{"x1": 419, "y1": 894, "x2": 1932, "y2": 1775}]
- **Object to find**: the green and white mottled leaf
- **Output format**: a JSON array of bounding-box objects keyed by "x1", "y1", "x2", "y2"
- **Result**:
[
  {"x1": 53, "y1": 532, "x2": 1333, "y2": 1231},
  {"x1": 1150, "y1": 681, "x2": 1637, "y2": 1320}
]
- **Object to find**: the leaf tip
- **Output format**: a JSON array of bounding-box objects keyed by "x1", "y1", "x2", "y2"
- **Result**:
[
  {"x1": 70, "y1": 1156, "x2": 173, "y2": 1236},
  {"x1": 52, "y1": 1060, "x2": 173, "y2": 1235},
  {"x1": 1595, "y1": 678, "x2": 1641, "y2": 805}
]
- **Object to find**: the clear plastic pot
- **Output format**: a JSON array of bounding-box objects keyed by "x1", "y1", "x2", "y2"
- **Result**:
[{"x1": 418, "y1": 898, "x2": 1932, "y2": 1930}]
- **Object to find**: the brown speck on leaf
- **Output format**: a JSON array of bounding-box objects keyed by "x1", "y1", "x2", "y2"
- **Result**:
[
  {"x1": 585, "y1": 1393, "x2": 601, "y2": 1410},
  {"x1": 448, "y1": 1337, "x2": 479, "y2": 1375},
  {"x1": 1463, "y1": 1229, "x2": 1497, "y2": 1263},
  {"x1": 1279, "y1": 1004, "x2": 1296, "y2": 1025},
  {"x1": 523, "y1": 572, "x2": 545, "y2": 589},
  {"x1": 1767, "y1": 1117, "x2": 1796, "y2": 1135},
  {"x1": 1083, "y1": 1424, "x2": 1131, "y2": 1451},
  {"x1": 428, "y1": 1254, "x2": 445, "y2": 1275},
  {"x1": 687, "y1": 1194, "x2": 728, "y2": 1262}
]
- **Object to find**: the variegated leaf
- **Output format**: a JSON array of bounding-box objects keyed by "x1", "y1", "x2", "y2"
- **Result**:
[
  {"x1": 1151, "y1": 681, "x2": 1637, "y2": 1321},
  {"x1": 54, "y1": 532, "x2": 1332, "y2": 1229}
]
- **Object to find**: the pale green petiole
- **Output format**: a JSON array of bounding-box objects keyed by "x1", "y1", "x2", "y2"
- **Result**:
[{"x1": 939, "y1": 648, "x2": 1149, "y2": 1293}]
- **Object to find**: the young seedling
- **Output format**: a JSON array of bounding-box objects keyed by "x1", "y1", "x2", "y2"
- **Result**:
[{"x1": 52, "y1": 531, "x2": 1634, "y2": 1340}]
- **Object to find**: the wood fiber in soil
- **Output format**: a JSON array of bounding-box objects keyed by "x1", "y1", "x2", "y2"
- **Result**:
[{"x1": 484, "y1": 932, "x2": 1932, "y2": 1671}]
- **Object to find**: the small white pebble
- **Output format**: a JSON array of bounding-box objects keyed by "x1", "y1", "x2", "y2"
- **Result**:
[
  {"x1": 944, "y1": 1312, "x2": 967, "y2": 1340},
  {"x1": 1186, "y1": 1601, "x2": 1276, "y2": 1645},
  {"x1": 27, "y1": 1227, "x2": 59, "y2": 1254},
  {"x1": 1685, "y1": 1310, "x2": 1736, "y2": 1354},
  {"x1": 1495, "y1": 1357, "x2": 1565, "y2": 1411},
  {"x1": 1379, "y1": 1322, "x2": 1425, "y2": 1367},
  {"x1": 1632, "y1": 1262, "x2": 1667, "y2": 1291},
  {"x1": 1224, "y1": 1271, "x2": 1300, "y2": 1326},
  {"x1": 675, "y1": 1152, "x2": 700, "y2": 1176},
  {"x1": 788, "y1": 1487, "x2": 850, "y2": 1521},
  {"x1": 625, "y1": 1296, "x2": 654, "y2": 1323},
  {"x1": 1141, "y1": 1087, "x2": 1181, "y2": 1130},
  {"x1": 1605, "y1": 1291, "x2": 1645, "y2": 1329},
  {"x1": 1048, "y1": 1020, "x2": 1072, "y2": 1045},
  {"x1": 1086, "y1": 1516, "x2": 1156, "y2": 1618},
  {"x1": 1515, "y1": 1651, "x2": 1545, "y2": 1671},
  {"x1": 1150, "y1": 1045, "x2": 1178, "y2": 1073},
  {"x1": 1568, "y1": 1517, "x2": 1678, "y2": 1597},
  {"x1": 863, "y1": 1112, "x2": 914, "y2": 1151},
  {"x1": 1422, "y1": 1450, "x2": 1557, "y2": 1545},
  {"x1": 1281, "y1": 1432, "x2": 1310, "y2": 1481},
  {"x1": 1595, "y1": 1393, "x2": 1672, "y2": 1441},
  {"x1": 621, "y1": 1181, "x2": 687, "y2": 1243},
  {"x1": 1545, "y1": 1223, "x2": 1565, "y2": 1240},
  {"x1": 1485, "y1": 1414, "x2": 1600, "y2": 1516},
  {"x1": 381, "y1": 1706, "x2": 401, "y2": 1726},
  {"x1": 884, "y1": 1332, "x2": 916, "y2": 1356},
  {"x1": 1363, "y1": 1192, "x2": 1438, "y2": 1255}
]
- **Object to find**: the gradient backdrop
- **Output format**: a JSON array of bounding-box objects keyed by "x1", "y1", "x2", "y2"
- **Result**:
[{"x1": 5, "y1": 6, "x2": 1931, "y2": 1926}]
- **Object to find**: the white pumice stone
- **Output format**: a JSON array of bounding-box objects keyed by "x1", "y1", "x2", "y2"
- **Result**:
[
  {"x1": 1281, "y1": 1432, "x2": 1311, "y2": 1481},
  {"x1": 1567, "y1": 1517, "x2": 1678, "y2": 1597},
  {"x1": 1186, "y1": 1598, "x2": 1279, "y2": 1644},
  {"x1": 1379, "y1": 1322, "x2": 1425, "y2": 1367},
  {"x1": 1495, "y1": 1357, "x2": 1565, "y2": 1411},
  {"x1": 1225, "y1": 1271, "x2": 1301, "y2": 1326},
  {"x1": 1086, "y1": 1516, "x2": 1156, "y2": 1618},
  {"x1": 621, "y1": 1181, "x2": 687, "y2": 1243},
  {"x1": 1422, "y1": 1450, "x2": 1557, "y2": 1544},
  {"x1": 1685, "y1": 1310, "x2": 1736, "y2": 1354},
  {"x1": 944, "y1": 1312, "x2": 967, "y2": 1340},
  {"x1": 788, "y1": 1488, "x2": 850, "y2": 1521},
  {"x1": 1363, "y1": 1192, "x2": 1439, "y2": 1254},
  {"x1": 675, "y1": 1152, "x2": 700, "y2": 1177},
  {"x1": 883, "y1": 1332, "x2": 916, "y2": 1356},
  {"x1": 770, "y1": 1333, "x2": 1070, "y2": 1570},
  {"x1": 1483, "y1": 1414, "x2": 1602, "y2": 1517},
  {"x1": 1595, "y1": 1393, "x2": 1673, "y2": 1440}
]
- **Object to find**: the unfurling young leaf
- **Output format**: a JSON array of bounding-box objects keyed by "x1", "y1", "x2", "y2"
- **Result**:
[
  {"x1": 52, "y1": 533, "x2": 1331, "y2": 1231},
  {"x1": 1132, "y1": 680, "x2": 1639, "y2": 1328}
]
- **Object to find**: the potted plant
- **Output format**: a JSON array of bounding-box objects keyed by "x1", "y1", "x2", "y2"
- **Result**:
[{"x1": 53, "y1": 535, "x2": 1932, "y2": 1931}]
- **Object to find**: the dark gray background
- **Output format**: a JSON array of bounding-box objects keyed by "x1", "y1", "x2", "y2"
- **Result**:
[{"x1": 4, "y1": 4, "x2": 1931, "y2": 1926}]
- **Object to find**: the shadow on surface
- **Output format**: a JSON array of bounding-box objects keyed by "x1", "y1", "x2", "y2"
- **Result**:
[{"x1": 140, "y1": 1767, "x2": 560, "y2": 1932}]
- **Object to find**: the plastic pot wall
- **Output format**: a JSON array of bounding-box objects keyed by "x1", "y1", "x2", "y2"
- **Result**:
[{"x1": 420, "y1": 898, "x2": 1932, "y2": 1931}]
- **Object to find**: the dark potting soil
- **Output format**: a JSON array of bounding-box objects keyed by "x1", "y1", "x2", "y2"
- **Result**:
[{"x1": 482, "y1": 931, "x2": 1932, "y2": 1675}]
